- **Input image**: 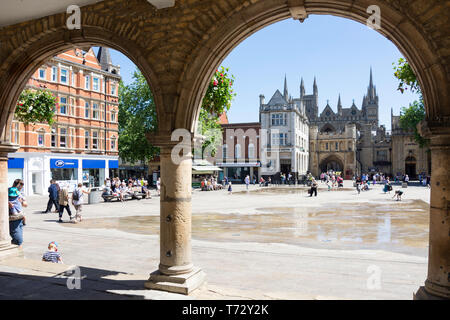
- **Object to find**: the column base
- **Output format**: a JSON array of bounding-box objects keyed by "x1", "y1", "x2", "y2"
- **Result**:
[
  {"x1": 144, "y1": 267, "x2": 206, "y2": 295},
  {"x1": 0, "y1": 244, "x2": 22, "y2": 261},
  {"x1": 414, "y1": 286, "x2": 449, "y2": 300}
]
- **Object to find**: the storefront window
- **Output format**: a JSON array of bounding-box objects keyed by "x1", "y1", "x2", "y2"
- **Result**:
[
  {"x1": 51, "y1": 168, "x2": 78, "y2": 181},
  {"x1": 82, "y1": 168, "x2": 105, "y2": 187}
]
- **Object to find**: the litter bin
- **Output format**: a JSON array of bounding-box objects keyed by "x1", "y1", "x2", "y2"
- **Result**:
[{"x1": 88, "y1": 188, "x2": 103, "y2": 204}]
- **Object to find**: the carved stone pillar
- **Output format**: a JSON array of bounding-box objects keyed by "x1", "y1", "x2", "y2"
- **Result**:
[
  {"x1": 144, "y1": 133, "x2": 205, "y2": 294},
  {"x1": 415, "y1": 120, "x2": 450, "y2": 300},
  {"x1": 0, "y1": 143, "x2": 20, "y2": 260}
]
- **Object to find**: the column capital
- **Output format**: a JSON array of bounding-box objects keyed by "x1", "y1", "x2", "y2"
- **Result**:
[
  {"x1": 0, "y1": 143, "x2": 19, "y2": 159},
  {"x1": 146, "y1": 130, "x2": 203, "y2": 149},
  {"x1": 419, "y1": 117, "x2": 450, "y2": 137}
]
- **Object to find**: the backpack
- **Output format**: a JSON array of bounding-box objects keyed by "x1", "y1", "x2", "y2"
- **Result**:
[{"x1": 72, "y1": 188, "x2": 81, "y2": 201}]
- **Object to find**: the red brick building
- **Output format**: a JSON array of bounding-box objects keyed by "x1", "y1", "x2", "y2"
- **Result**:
[{"x1": 8, "y1": 47, "x2": 121, "y2": 195}]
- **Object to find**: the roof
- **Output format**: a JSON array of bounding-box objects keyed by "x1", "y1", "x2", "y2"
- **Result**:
[
  {"x1": 218, "y1": 112, "x2": 229, "y2": 124},
  {"x1": 267, "y1": 89, "x2": 288, "y2": 106}
]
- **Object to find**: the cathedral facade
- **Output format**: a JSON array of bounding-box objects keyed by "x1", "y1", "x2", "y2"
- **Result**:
[{"x1": 258, "y1": 69, "x2": 424, "y2": 179}]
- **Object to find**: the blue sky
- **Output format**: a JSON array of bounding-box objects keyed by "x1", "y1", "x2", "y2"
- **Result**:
[{"x1": 98, "y1": 15, "x2": 420, "y2": 131}]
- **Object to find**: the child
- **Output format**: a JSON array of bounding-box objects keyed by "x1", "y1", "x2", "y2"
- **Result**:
[
  {"x1": 393, "y1": 190, "x2": 403, "y2": 201},
  {"x1": 228, "y1": 181, "x2": 232, "y2": 195},
  {"x1": 42, "y1": 241, "x2": 63, "y2": 264},
  {"x1": 8, "y1": 187, "x2": 26, "y2": 225}
]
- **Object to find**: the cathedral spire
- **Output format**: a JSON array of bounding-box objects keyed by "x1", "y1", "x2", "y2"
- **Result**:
[
  {"x1": 283, "y1": 74, "x2": 288, "y2": 100},
  {"x1": 300, "y1": 77, "x2": 305, "y2": 98},
  {"x1": 313, "y1": 76, "x2": 318, "y2": 95},
  {"x1": 337, "y1": 94, "x2": 342, "y2": 112},
  {"x1": 369, "y1": 67, "x2": 373, "y2": 88}
]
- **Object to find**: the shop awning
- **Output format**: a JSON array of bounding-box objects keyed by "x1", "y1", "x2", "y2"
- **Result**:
[
  {"x1": 216, "y1": 162, "x2": 260, "y2": 168},
  {"x1": 192, "y1": 165, "x2": 222, "y2": 174}
]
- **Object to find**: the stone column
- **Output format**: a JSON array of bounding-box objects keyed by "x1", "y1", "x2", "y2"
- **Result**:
[
  {"x1": 415, "y1": 122, "x2": 450, "y2": 300},
  {"x1": 0, "y1": 143, "x2": 20, "y2": 260},
  {"x1": 144, "y1": 136, "x2": 205, "y2": 295}
]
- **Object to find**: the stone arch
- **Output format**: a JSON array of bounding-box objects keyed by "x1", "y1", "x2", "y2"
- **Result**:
[
  {"x1": 319, "y1": 154, "x2": 345, "y2": 173},
  {"x1": 177, "y1": 0, "x2": 449, "y2": 132},
  {"x1": 0, "y1": 25, "x2": 161, "y2": 143}
]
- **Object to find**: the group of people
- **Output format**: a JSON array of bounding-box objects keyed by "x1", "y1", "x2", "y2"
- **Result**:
[
  {"x1": 103, "y1": 177, "x2": 157, "y2": 201},
  {"x1": 43, "y1": 179, "x2": 90, "y2": 223},
  {"x1": 320, "y1": 171, "x2": 344, "y2": 190},
  {"x1": 200, "y1": 176, "x2": 222, "y2": 191}
]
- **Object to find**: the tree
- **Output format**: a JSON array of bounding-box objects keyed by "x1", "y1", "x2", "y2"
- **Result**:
[
  {"x1": 118, "y1": 67, "x2": 236, "y2": 163},
  {"x1": 118, "y1": 71, "x2": 159, "y2": 164},
  {"x1": 15, "y1": 89, "x2": 56, "y2": 125},
  {"x1": 393, "y1": 58, "x2": 428, "y2": 147}
]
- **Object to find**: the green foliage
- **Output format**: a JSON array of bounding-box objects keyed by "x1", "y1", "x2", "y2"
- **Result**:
[
  {"x1": 118, "y1": 67, "x2": 236, "y2": 163},
  {"x1": 198, "y1": 66, "x2": 236, "y2": 157},
  {"x1": 393, "y1": 58, "x2": 420, "y2": 94},
  {"x1": 118, "y1": 71, "x2": 159, "y2": 163},
  {"x1": 393, "y1": 58, "x2": 428, "y2": 148},
  {"x1": 15, "y1": 89, "x2": 56, "y2": 125},
  {"x1": 399, "y1": 101, "x2": 428, "y2": 148}
]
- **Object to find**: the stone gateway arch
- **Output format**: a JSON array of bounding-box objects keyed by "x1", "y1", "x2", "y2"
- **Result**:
[{"x1": 0, "y1": 0, "x2": 448, "y2": 299}]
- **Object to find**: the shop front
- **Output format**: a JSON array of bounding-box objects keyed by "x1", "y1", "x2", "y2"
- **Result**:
[
  {"x1": 82, "y1": 159, "x2": 106, "y2": 188},
  {"x1": 217, "y1": 162, "x2": 260, "y2": 183},
  {"x1": 50, "y1": 158, "x2": 79, "y2": 192},
  {"x1": 109, "y1": 160, "x2": 119, "y2": 179}
]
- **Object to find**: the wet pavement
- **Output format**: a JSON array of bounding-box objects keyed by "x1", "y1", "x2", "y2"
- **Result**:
[{"x1": 62, "y1": 193, "x2": 429, "y2": 256}]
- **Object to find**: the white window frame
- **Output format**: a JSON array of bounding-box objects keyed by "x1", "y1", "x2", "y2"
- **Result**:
[
  {"x1": 85, "y1": 130, "x2": 90, "y2": 149},
  {"x1": 92, "y1": 131, "x2": 98, "y2": 150},
  {"x1": 93, "y1": 77, "x2": 100, "y2": 91},
  {"x1": 60, "y1": 68, "x2": 69, "y2": 84},
  {"x1": 111, "y1": 84, "x2": 116, "y2": 96},
  {"x1": 85, "y1": 75, "x2": 90, "y2": 90},
  {"x1": 38, "y1": 132, "x2": 45, "y2": 147},
  {"x1": 51, "y1": 66, "x2": 58, "y2": 82},
  {"x1": 39, "y1": 68, "x2": 46, "y2": 80},
  {"x1": 59, "y1": 127, "x2": 67, "y2": 148},
  {"x1": 59, "y1": 96, "x2": 67, "y2": 115},
  {"x1": 92, "y1": 103, "x2": 99, "y2": 119},
  {"x1": 85, "y1": 102, "x2": 90, "y2": 118}
]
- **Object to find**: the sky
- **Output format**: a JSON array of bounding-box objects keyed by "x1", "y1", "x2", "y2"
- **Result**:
[{"x1": 96, "y1": 15, "x2": 420, "y2": 131}]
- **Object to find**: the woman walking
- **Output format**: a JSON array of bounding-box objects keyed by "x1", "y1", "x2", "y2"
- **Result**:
[
  {"x1": 8, "y1": 179, "x2": 27, "y2": 248},
  {"x1": 71, "y1": 183, "x2": 90, "y2": 222}
]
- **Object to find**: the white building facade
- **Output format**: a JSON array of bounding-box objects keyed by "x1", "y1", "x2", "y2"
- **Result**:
[{"x1": 259, "y1": 76, "x2": 309, "y2": 178}]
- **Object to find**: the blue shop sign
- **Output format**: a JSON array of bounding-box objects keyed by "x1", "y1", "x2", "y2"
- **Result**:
[
  {"x1": 50, "y1": 159, "x2": 78, "y2": 169},
  {"x1": 8, "y1": 158, "x2": 24, "y2": 169},
  {"x1": 109, "y1": 160, "x2": 119, "y2": 169},
  {"x1": 82, "y1": 159, "x2": 106, "y2": 169}
]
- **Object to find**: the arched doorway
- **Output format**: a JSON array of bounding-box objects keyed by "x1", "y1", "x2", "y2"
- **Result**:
[
  {"x1": 319, "y1": 155, "x2": 344, "y2": 174},
  {"x1": 405, "y1": 156, "x2": 417, "y2": 179}
]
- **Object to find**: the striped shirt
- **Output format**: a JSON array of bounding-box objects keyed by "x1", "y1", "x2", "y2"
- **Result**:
[{"x1": 42, "y1": 251, "x2": 61, "y2": 263}]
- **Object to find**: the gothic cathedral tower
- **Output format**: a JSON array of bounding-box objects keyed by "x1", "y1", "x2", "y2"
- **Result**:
[{"x1": 362, "y1": 68, "x2": 379, "y2": 127}]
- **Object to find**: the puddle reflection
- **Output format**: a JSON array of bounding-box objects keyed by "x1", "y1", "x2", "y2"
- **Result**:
[{"x1": 63, "y1": 200, "x2": 429, "y2": 251}]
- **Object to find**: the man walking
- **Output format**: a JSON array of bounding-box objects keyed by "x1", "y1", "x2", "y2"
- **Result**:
[
  {"x1": 43, "y1": 180, "x2": 59, "y2": 213},
  {"x1": 245, "y1": 175, "x2": 250, "y2": 190}
]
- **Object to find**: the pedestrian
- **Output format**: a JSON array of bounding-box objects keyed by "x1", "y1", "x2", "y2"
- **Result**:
[
  {"x1": 72, "y1": 183, "x2": 90, "y2": 222},
  {"x1": 43, "y1": 180, "x2": 59, "y2": 213},
  {"x1": 356, "y1": 176, "x2": 362, "y2": 194},
  {"x1": 58, "y1": 186, "x2": 74, "y2": 223},
  {"x1": 156, "y1": 177, "x2": 161, "y2": 196},
  {"x1": 42, "y1": 241, "x2": 63, "y2": 264},
  {"x1": 142, "y1": 181, "x2": 152, "y2": 199},
  {"x1": 245, "y1": 175, "x2": 250, "y2": 190},
  {"x1": 309, "y1": 178, "x2": 318, "y2": 197},
  {"x1": 228, "y1": 181, "x2": 232, "y2": 195},
  {"x1": 8, "y1": 179, "x2": 27, "y2": 249},
  {"x1": 393, "y1": 189, "x2": 403, "y2": 201}
]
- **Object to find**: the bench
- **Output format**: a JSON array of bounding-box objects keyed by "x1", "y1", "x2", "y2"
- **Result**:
[{"x1": 102, "y1": 188, "x2": 149, "y2": 202}]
